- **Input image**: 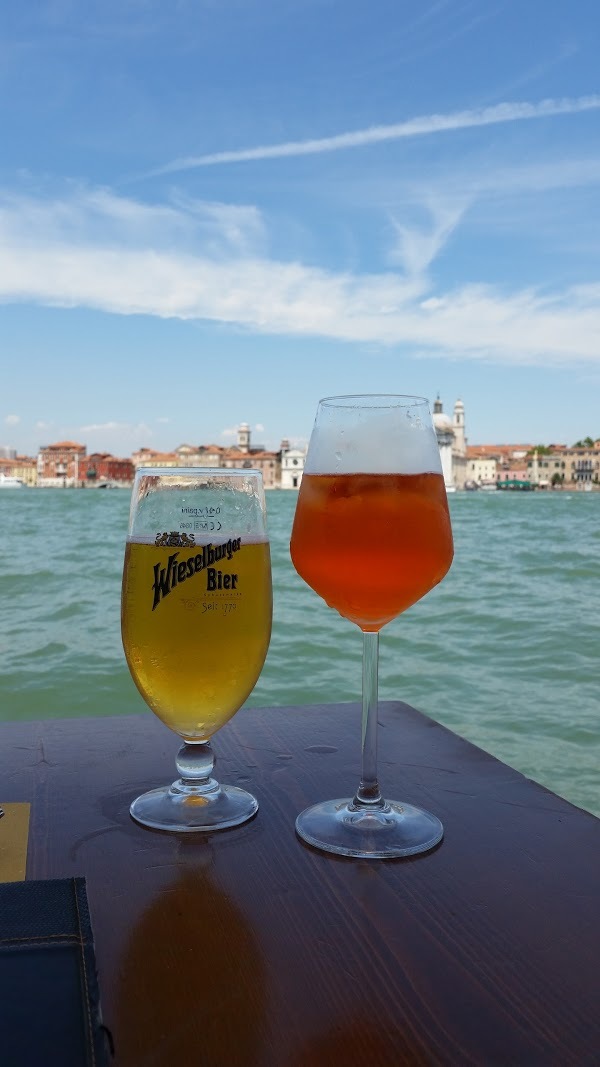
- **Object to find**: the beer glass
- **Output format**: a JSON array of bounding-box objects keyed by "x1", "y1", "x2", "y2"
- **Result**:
[
  {"x1": 290, "y1": 396, "x2": 453, "y2": 857},
  {"x1": 122, "y1": 468, "x2": 272, "y2": 832}
]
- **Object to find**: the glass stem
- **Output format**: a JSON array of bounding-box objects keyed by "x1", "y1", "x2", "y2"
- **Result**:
[
  {"x1": 174, "y1": 741, "x2": 219, "y2": 794},
  {"x1": 354, "y1": 630, "x2": 384, "y2": 808}
]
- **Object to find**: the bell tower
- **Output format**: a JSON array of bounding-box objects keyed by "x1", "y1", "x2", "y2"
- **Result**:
[
  {"x1": 237, "y1": 422, "x2": 251, "y2": 453},
  {"x1": 453, "y1": 399, "x2": 466, "y2": 457}
]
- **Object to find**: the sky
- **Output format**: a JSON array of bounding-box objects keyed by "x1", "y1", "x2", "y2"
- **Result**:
[{"x1": 1, "y1": 0, "x2": 599, "y2": 458}]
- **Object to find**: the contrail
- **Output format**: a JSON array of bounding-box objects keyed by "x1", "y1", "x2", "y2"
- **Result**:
[{"x1": 143, "y1": 95, "x2": 600, "y2": 177}]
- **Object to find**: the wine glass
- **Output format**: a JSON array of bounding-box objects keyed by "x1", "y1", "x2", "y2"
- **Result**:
[
  {"x1": 121, "y1": 468, "x2": 272, "y2": 832},
  {"x1": 290, "y1": 396, "x2": 454, "y2": 858}
]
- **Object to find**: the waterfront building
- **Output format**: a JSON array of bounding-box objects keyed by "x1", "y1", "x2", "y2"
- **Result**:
[
  {"x1": 85, "y1": 453, "x2": 134, "y2": 486},
  {"x1": 527, "y1": 449, "x2": 562, "y2": 488},
  {"x1": 173, "y1": 444, "x2": 202, "y2": 465},
  {"x1": 498, "y1": 465, "x2": 529, "y2": 484},
  {"x1": 527, "y1": 443, "x2": 600, "y2": 487},
  {"x1": 571, "y1": 449, "x2": 599, "y2": 486},
  {"x1": 466, "y1": 455, "x2": 498, "y2": 486},
  {"x1": 198, "y1": 444, "x2": 227, "y2": 467},
  {"x1": 467, "y1": 444, "x2": 535, "y2": 487},
  {"x1": 279, "y1": 439, "x2": 305, "y2": 489},
  {"x1": 433, "y1": 398, "x2": 454, "y2": 490},
  {"x1": 135, "y1": 425, "x2": 305, "y2": 489},
  {"x1": 433, "y1": 398, "x2": 468, "y2": 490},
  {"x1": 221, "y1": 424, "x2": 280, "y2": 488},
  {"x1": 0, "y1": 455, "x2": 38, "y2": 485},
  {"x1": 173, "y1": 444, "x2": 225, "y2": 466},
  {"x1": 132, "y1": 448, "x2": 178, "y2": 468},
  {"x1": 468, "y1": 444, "x2": 534, "y2": 464},
  {"x1": 37, "y1": 441, "x2": 86, "y2": 486}
]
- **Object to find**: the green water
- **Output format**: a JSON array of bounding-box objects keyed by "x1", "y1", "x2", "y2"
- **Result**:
[{"x1": 1, "y1": 488, "x2": 598, "y2": 816}]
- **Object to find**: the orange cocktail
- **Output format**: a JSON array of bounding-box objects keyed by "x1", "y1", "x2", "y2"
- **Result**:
[
  {"x1": 291, "y1": 471, "x2": 453, "y2": 631},
  {"x1": 289, "y1": 394, "x2": 454, "y2": 860}
]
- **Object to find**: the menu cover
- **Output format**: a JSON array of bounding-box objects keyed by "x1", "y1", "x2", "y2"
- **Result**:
[{"x1": 0, "y1": 876, "x2": 111, "y2": 1066}]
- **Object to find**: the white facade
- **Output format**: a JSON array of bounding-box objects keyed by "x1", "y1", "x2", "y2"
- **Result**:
[
  {"x1": 468, "y1": 457, "x2": 497, "y2": 485},
  {"x1": 453, "y1": 399, "x2": 466, "y2": 456},
  {"x1": 433, "y1": 396, "x2": 468, "y2": 490},
  {"x1": 280, "y1": 445, "x2": 305, "y2": 489},
  {"x1": 436, "y1": 425, "x2": 455, "y2": 490}
]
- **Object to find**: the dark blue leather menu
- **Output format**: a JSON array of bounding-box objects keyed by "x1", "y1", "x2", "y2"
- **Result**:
[{"x1": 0, "y1": 877, "x2": 110, "y2": 1066}]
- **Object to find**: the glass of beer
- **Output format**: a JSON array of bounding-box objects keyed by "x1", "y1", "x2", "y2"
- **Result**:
[
  {"x1": 121, "y1": 468, "x2": 272, "y2": 832},
  {"x1": 290, "y1": 395, "x2": 453, "y2": 858}
]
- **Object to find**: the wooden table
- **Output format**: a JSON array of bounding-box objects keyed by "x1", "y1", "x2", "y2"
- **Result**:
[{"x1": 2, "y1": 703, "x2": 599, "y2": 1066}]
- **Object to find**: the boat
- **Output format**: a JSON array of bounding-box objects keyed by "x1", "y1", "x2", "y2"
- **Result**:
[
  {"x1": 497, "y1": 479, "x2": 534, "y2": 491},
  {"x1": 0, "y1": 473, "x2": 26, "y2": 488}
]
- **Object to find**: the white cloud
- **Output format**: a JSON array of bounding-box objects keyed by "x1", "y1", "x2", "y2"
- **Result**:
[
  {"x1": 254, "y1": 423, "x2": 265, "y2": 432},
  {"x1": 77, "y1": 420, "x2": 154, "y2": 441},
  {"x1": 220, "y1": 427, "x2": 238, "y2": 439},
  {"x1": 0, "y1": 185, "x2": 265, "y2": 258},
  {"x1": 144, "y1": 95, "x2": 600, "y2": 175},
  {"x1": 35, "y1": 420, "x2": 52, "y2": 430},
  {"x1": 4, "y1": 414, "x2": 20, "y2": 425},
  {"x1": 442, "y1": 158, "x2": 600, "y2": 200},
  {"x1": 156, "y1": 416, "x2": 170, "y2": 424},
  {"x1": 389, "y1": 199, "x2": 468, "y2": 276},
  {"x1": 79, "y1": 421, "x2": 121, "y2": 432},
  {"x1": 0, "y1": 183, "x2": 599, "y2": 368}
]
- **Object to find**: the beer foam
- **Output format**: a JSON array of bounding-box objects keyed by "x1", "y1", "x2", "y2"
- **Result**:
[{"x1": 304, "y1": 402, "x2": 442, "y2": 475}]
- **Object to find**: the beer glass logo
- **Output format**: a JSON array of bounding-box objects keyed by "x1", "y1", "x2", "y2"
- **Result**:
[
  {"x1": 151, "y1": 537, "x2": 242, "y2": 610},
  {"x1": 155, "y1": 531, "x2": 196, "y2": 548}
]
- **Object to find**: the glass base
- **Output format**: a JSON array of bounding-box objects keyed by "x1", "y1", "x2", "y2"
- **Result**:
[
  {"x1": 295, "y1": 798, "x2": 443, "y2": 858},
  {"x1": 130, "y1": 778, "x2": 258, "y2": 833}
]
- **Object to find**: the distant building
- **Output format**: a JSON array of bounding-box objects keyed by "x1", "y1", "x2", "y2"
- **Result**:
[
  {"x1": 527, "y1": 443, "x2": 600, "y2": 488},
  {"x1": 174, "y1": 444, "x2": 225, "y2": 467},
  {"x1": 468, "y1": 444, "x2": 534, "y2": 463},
  {"x1": 37, "y1": 441, "x2": 86, "y2": 486},
  {"x1": 221, "y1": 425, "x2": 280, "y2": 488},
  {"x1": 85, "y1": 453, "x2": 134, "y2": 486},
  {"x1": 0, "y1": 456, "x2": 38, "y2": 485},
  {"x1": 433, "y1": 398, "x2": 455, "y2": 490},
  {"x1": 498, "y1": 466, "x2": 529, "y2": 484},
  {"x1": 132, "y1": 448, "x2": 178, "y2": 469},
  {"x1": 467, "y1": 443, "x2": 536, "y2": 487},
  {"x1": 571, "y1": 450, "x2": 599, "y2": 486},
  {"x1": 173, "y1": 444, "x2": 202, "y2": 465},
  {"x1": 466, "y1": 456, "x2": 498, "y2": 486},
  {"x1": 132, "y1": 425, "x2": 306, "y2": 488},
  {"x1": 433, "y1": 397, "x2": 467, "y2": 490},
  {"x1": 221, "y1": 426, "x2": 306, "y2": 488},
  {"x1": 280, "y1": 439, "x2": 305, "y2": 489}
]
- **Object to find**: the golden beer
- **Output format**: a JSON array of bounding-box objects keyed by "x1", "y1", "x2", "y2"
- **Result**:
[{"x1": 122, "y1": 539, "x2": 272, "y2": 742}]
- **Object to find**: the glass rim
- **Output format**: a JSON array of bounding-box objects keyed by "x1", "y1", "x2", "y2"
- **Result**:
[
  {"x1": 134, "y1": 466, "x2": 264, "y2": 479},
  {"x1": 318, "y1": 394, "x2": 429, "y2": 409}
]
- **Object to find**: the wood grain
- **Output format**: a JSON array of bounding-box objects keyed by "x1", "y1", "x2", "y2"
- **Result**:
[{"x1": 1, "y1": 702, "x2": 598, "y2": 1066}]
